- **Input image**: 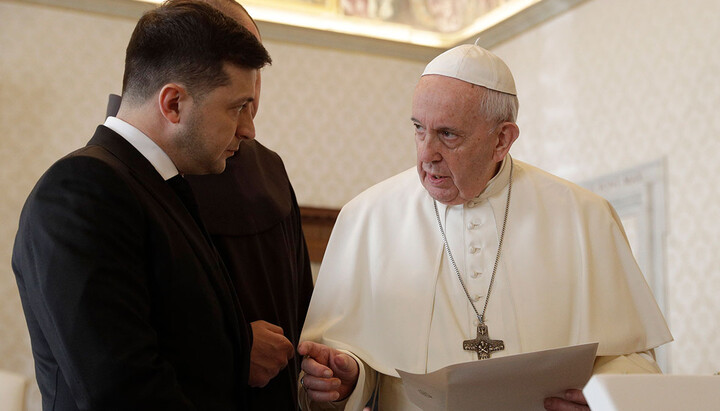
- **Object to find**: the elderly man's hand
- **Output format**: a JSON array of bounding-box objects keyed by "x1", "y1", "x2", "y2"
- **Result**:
[
  {"x1": 248, "y1": 320, "x2": 295, "y2": 387},
  {"x1": 297, "y1": 341, "x2": 359, "y2": 402},
  {"x1": 544, "y1": 389, "x2": 590, "y2": 411}
]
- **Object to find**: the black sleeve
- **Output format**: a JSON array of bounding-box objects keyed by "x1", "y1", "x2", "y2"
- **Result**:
[
  {"x1": 289, "y1": 185, "x2": 314, "y2": 334},
  {"x1": 13, "y1": 156, "x2": 196, "y2": 410}
]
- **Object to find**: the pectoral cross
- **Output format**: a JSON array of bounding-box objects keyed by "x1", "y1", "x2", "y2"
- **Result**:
[{"x1": 463, "y1": 323, "x2": 504, "y2": 360}]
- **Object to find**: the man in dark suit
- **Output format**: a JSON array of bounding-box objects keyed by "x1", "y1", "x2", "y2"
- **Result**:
[
  {"x1": 185, "y1": 3, "x2": 314, "y2": 409},
  {"x1": 106, "y1": 2, "x2": 314, "y2": 409},
  {"x1": 12, "y1": 2, "x2": 271, "y2": 409}
]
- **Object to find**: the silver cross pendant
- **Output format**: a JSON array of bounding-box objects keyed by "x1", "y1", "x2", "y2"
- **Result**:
[{"x1": 463, "y1": 323, "x2": 504, "y2": 360}]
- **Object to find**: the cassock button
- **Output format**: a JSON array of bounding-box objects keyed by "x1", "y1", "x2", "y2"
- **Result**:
[
  {"x1": 470, "y1": 246, "x2": 481, "y2": 254},
  {"x1": 471, "y1": 271, "x2": 481, "y2": 279},
  {"x1": 467, "y1": 201, "x2": 477, "y2": 208},
  {"x1": 472, "y1": 294, "x2": 483, "y2": 302},
  {"x1": 467, "y1": 221, "x2": 480, "y2": 230}
]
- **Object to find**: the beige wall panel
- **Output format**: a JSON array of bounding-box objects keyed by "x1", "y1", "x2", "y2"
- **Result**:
[{"x1": 2, "y1": 0, "x2": 719, "y2": 408}]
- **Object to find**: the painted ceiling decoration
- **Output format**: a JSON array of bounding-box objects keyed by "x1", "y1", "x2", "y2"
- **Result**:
[
  {"x1": 142, "y1": 0, "x2": 586, "y2": 48},
  {"x1": 18, "y1": 0, "x2": 586, "y2": 59}
]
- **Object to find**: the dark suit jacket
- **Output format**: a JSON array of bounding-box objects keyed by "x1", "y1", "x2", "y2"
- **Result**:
[
  {"x1": 12, "y1": 125, "x2": 251, "y2": 410},
  {"x1": 187, "y1": 141, "x2": 313, "y2": 410}
]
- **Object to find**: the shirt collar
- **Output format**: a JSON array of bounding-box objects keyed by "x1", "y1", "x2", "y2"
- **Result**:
[{"x1": 103, "y1": 116, "x2": 179, "y2": 180}]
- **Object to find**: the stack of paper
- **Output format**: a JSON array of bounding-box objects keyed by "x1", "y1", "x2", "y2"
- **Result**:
[{"x1": 398, "y1": 342, "x2": 598, "y2": 411}]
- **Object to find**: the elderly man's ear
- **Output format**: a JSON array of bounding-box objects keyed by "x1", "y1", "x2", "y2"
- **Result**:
[{"x1": 493, "y1": 122, "x2": 520, "y2": 162}]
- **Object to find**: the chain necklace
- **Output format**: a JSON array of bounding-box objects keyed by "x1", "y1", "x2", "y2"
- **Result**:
[{"x1": 432, "y1": 158, "x2": 513, "y2": 359}]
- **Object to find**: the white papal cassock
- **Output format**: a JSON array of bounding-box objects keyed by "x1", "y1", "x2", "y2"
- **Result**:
[{"x1": 299, "y1": 156, "x2": 672, "y2": 410}]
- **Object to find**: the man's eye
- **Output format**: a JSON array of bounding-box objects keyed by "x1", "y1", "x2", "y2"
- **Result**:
[{"x1": 440, "y1": 130, "x2": 453, "y2": 138}]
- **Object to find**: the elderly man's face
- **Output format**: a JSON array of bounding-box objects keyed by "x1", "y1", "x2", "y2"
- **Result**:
[{"x1": 412, "y1": 75, "x2": 503, "y2": 206}]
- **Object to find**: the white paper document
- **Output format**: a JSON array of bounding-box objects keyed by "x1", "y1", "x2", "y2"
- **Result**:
[{"x1": 397, "y1": 342, "x2": 598, "y2": 411}]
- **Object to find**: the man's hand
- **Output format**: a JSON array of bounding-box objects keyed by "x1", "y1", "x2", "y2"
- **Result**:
[
  {"x1": 248, "y1": 320, "x2": 295, "y2": 387},
  {"x1": 297, "y1": 341, "x2": 359, "y2": 402},
  {"x1": 544, "y1": 389, "x2": 590, "y2": 411}
]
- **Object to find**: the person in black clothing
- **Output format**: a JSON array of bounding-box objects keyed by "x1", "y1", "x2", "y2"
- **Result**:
[
  {"x1": 14, "y1": 2, "x2": 271, "y2": 409},
  {"x1": 107, "y1": 1, "x2": 313, "y2": 409}
]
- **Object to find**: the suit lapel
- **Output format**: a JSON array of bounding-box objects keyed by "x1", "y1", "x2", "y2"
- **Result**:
[
  {"x1": 87, "y1": 127, "x2": 214, "y2": 259},
  {"x1": 86, "y1": 126, "x2": 248, "y2": 366}
]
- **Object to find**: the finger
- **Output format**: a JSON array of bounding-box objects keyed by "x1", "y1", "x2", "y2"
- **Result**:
[
  {"x1": 302, "y1": 374, "x2": 341, "y2": 392},
  {"x1": 543, "y1": 396, "x2": 590, "y2": 411},
  {"x1": 307, "y1": 388, "x2": 341, "y2": 403},
  {"x1": 297, "y1": 341, "x2": 318, "y2": 356},
  {"x1": 248, "y1": 368, "x2": 272, "y2": 388},
  {"x1": 332, "y1": 353, "x2": 355, "y2": 372},
  {"x1": 278, "y1": 335, "x2": 295, "y2": 359},
  {"x1": 252, "y1": 320, "x2": 284, "y2": 334},
  {"x1": 330, "y1": 352, "x2": 359, "y2": 380},
  {"x1": 260, "y1": 347, "x2": 290, "y2": 370},
  {"x1": 297, "y1": 341, "x2": 310, "y2": 355},
  {"x1": 303, "y1": 375, "x2": 342, "y2": 402},
  {"x1": 298, "y1": 341, "x2": 331, "y2": 365},
  {"x1": 301, "y1": 355, "x2": 334, "y2": 378},
  {"x1": 255, "y1": 329, "x2": 294, "y2": 359},
  {"x1": 564, "y1": 389, "x2": 587, "y2": 405}
]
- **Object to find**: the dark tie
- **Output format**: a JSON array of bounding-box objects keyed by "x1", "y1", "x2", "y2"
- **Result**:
[
  {"x1": 167, "y1": 177, "x2": 236, "y2": 301},
  {"x1": 167, "y1": 175, "x2": 210, "y2": 240}
]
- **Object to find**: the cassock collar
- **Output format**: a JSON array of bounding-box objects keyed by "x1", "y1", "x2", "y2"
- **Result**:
[{"x1": 474, "y1": 154, "x2": 512, "y2": 202}]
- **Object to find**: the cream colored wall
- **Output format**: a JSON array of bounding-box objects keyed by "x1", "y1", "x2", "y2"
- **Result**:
[
  {"x1": 1, "y1": 3, "x2": 137, "y2": 409},
  {"x1": 1, "y1": 0, "x2": 719, "y2": 408},
  {"x1": 0, "y1": 1, "x2": 421, "y2": 408},
  {"x1": 252, "y1": 38, "x2": 421, "y2": 208},
  {"x1": 490, "y1": 0, "x2": 720, "y2": 375}
]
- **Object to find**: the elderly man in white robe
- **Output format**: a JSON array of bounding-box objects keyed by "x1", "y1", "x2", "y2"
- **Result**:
[{"x1": 297, "y1": 42, "x2": 672, "y2": 411}]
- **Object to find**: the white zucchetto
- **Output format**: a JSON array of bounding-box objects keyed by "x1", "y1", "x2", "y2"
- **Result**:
[{"x1": 422, "y1": 42, "x2": 517, "y2": 96}]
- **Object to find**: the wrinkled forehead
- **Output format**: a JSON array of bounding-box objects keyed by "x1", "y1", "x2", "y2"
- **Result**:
[
  {"x1": 414, "y1": 75, "x2": 484, "y2": 105},
  {"x1": 412, "y1": 75, "x2": 487, "y2": 124}
]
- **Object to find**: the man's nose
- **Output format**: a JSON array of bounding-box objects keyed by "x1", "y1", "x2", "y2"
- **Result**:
[
  {"x1": 236, "y1": 107, "x2": 256, "y2": 140},
  {"x1": 417, "y1": 134, "x2": 441, "y2": 163}
]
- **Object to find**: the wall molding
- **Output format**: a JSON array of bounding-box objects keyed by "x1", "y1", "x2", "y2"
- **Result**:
[
  {"x1": 8, "y1": 0, "x2": 588, "y2": 61},
  {"x1": 582, "y1": 158, "x2": 670, "y2": 372},
  {"x1": 300, "y1": 206, "x2": 339, "y2": 263}
]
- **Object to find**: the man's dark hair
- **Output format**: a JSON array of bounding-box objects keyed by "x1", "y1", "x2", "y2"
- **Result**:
[
  {"x1": 122, "y1": 0, "x2": 271, "y2": 104},
  {"x1": 202, "y1": 0, "x2": 260, "y2": 36}
]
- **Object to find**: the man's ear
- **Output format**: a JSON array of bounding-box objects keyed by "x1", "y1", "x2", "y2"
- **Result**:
[
  {"x1": 493, "y1": 122, "x2": 520, "y2": 162},
  {"x1": 157, "y1": 83, "x2": 188, "y2": 124}
]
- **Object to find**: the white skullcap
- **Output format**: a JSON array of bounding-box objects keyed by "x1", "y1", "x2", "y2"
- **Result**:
[{"x1": 422, "y1": 41, "x2": 517, "y2": 96}]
